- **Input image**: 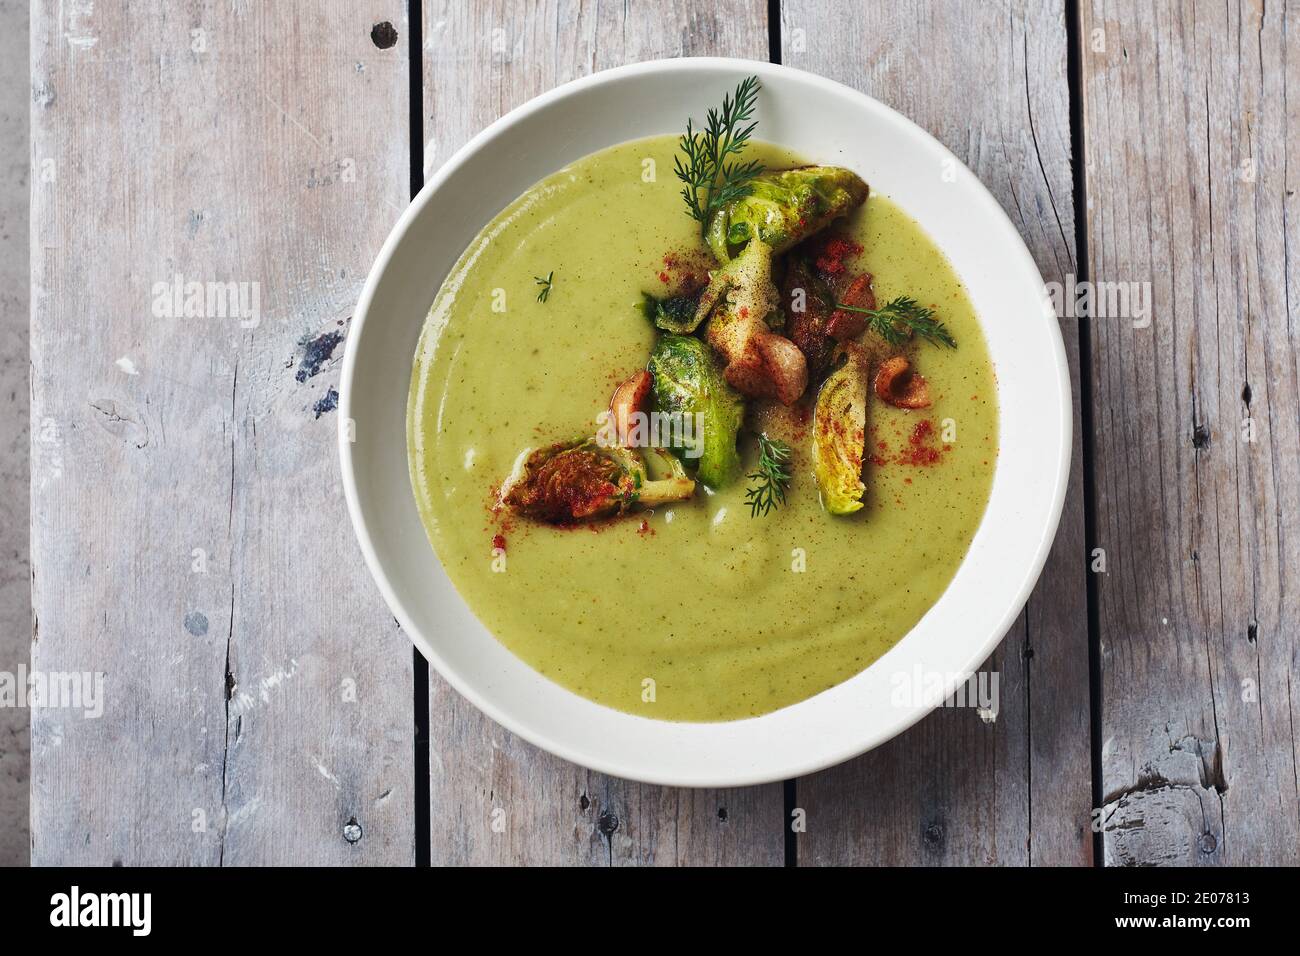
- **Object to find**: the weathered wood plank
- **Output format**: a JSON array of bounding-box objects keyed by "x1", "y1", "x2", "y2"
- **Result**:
[
  {"x1": 784, "y1": 0, "x2": 1092, "y2": 865},
  {"x1": 421, "y1": 0, "x2": 785, "y2": 866},
  {"x1": 29, "y1": 1, "x2": 415, "y2": 864},
  {"x1": 1082, "y1": 0, "x2": 1300, "y2": 865},
  {"x1": 0, "y1": 0, "x2": 30, "y2": 867}
]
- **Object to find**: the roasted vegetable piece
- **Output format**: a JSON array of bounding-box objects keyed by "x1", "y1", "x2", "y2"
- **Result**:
[
  {"x1": 502, "y1": 437, "x2": 694, "y2": 525},
  {"x1": 827, "y1": 273, "x2": 876, "y2": 340},
  {"x1": 781, "y1": 257, "x2": 835, "y2": 380},
  {"x1": 704, "y1": 166, "x2": 869, "y2": 263},
  {"x1": 648, "y1": 334, "x2": 745, "y2": 488},
  {"x1": 812, "y1": 346, "x2": 870, "y2": 515},
  {"x1": 694, "y1": 236, "x2": 779, "y2": 329},
  {"x1": 695, "y1": 240, "x2": 808, "y2": 405},
  {"x1": 782, "y1": 240, "x2": 877, "y2": 380},
  {"x1": 641, "y1": 291, "x2": 703, "y2": 334},
  {"x1": 609, "y1": 369, "x2": 652, "y2": 446},
  {"x1": 874, "y1": 355, "x2": 932, "y2": 409}
]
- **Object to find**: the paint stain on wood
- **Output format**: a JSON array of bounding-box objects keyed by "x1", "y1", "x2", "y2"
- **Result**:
[
  {"x1": 313, "y1": 386, "x2": 338, "y2": 419},
  {"x1": 295, "y1": 328, "x2": 345, "y2": 383},
  {"x1": 184, "y1": 611, "x2": 209, "y2": 637}
]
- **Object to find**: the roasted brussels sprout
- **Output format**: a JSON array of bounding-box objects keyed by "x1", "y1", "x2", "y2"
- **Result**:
[
  {"x1": 812, "y1": 346, "x2": 869, "y2": 515},
  {"x1": 648, "y1": 334, "x2": 745, "y2": 488},
  {"x1": 694, "y1": 236, "x2": 779, "y2": 330},
  {"x1": 704, "y1": 166, "x2": 869, "y2": 263},
  {"x1": 502, "y1": 437, "x2": 694, "y2": 525},
  {"x1": 694, "y1": 240, "x2": 808, "y2": 405},
  {"x1": 641, "y1": 291, "x2": 703, "y2": 335}
]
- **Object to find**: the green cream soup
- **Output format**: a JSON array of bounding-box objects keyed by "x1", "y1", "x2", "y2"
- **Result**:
[{"x1": 409, "y1": 136, "x2": 997, "y2": 721}]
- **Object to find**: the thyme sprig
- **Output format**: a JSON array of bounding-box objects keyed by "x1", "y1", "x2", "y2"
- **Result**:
[
  {"x1": 832, "y1": 295, "x2": 957, "y2": 349},
  {"x1": 745, "y1": 433, "x2": 793, "y2": 518},
  {"x1": 674, "y1": 76, "x2": 764, "y2": 237}
]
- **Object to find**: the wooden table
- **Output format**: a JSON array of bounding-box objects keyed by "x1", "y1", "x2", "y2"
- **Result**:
[{"x1": 27, "y1": 1, "x2": 1298, "y2": 866}]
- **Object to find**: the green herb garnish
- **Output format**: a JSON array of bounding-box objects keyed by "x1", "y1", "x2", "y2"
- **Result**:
[
  {"x1": 674, "y1": 76, "x2": 764, "y2": 237},
  {"x1": 745, "y1": 433, "x2": 793, "y2": 518},
  {"x1": 535, "y1": 271, "x2": 555, "y2": 303},
  {"x1": 832, "y1": 295, "x2": 957, "y2": 349}
]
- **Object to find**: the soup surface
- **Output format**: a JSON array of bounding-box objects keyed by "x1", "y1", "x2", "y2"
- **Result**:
[{"x1": 409, "y1": 135, "x2": 997, "y2": 721}]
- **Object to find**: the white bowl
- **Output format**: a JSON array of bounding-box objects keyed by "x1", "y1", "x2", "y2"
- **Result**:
[{"x1": 339, "y1": 57, "x2": 1070, "y2": 787}]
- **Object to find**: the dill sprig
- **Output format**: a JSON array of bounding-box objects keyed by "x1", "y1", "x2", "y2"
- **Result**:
[
  {"x1": 534, "y1": 271, "x2": 554, "y2": 303},
  {"x1": 832, "y1": 295, "x2": 957, "y2": 349},
  {"x1": 674, "y1": 76, "x2": 764, "y2": 237},
  {"x1": 745, "y1": 433, "x2": 793, "y2": 518}
]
